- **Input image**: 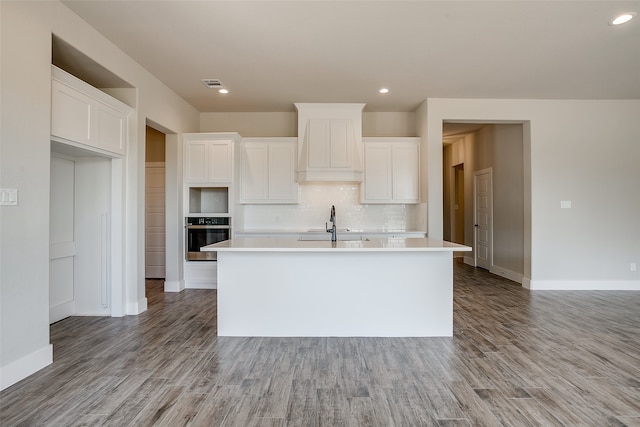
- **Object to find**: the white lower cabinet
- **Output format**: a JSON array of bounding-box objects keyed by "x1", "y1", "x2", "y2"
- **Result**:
[
  {"x1": 240, "y1": 138, "x2": 298, "y2": 203},
  {"x1": 362, "y1": 138, "x2": 420, "y2": 204}
]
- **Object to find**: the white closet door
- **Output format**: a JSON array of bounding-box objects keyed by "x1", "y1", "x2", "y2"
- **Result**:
[{"x1": 49, "y1": 155, "x2": 76, "y2": 323}]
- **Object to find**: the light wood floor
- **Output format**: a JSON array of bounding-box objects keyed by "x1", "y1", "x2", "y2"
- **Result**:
[{"x1": 2, "y1": 260, "x2": 639, "y2": 426}]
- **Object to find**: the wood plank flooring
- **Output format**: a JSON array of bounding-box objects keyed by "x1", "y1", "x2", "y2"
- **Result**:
[{"x1": 1, "y1": 260, "x2": 639, "y2": 426}]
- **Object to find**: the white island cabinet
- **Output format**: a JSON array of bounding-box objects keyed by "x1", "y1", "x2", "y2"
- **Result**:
[{"x1": 203, "y1": 237, "x2": 470, "y2": 337}]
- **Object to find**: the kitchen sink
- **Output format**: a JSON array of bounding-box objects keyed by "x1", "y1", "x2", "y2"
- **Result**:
[
  {"x1": 298, "y1": 235, "x2": 370, "y2": 242},
  {"x1": 306, "y1": 228, "x2": 351, "y2": 232}
]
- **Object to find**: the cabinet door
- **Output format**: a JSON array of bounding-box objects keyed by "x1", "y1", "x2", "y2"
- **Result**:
[
  {"x1": 329, "y1": 119, "x2": 351, "y2": 168},
  {"x1": 186, "y1": 139, "x2": 233, "y2": 183},
  {"x1": 363, "y1": 143, "x2": 392, "y2": 201},
  {"x1": 51, "y1": 80, "x2": 92, "y2": 145},
  {"x1": 209, "y1": 140, "x2": 233, "y2": 182},
  {"x1": 392, "y1": 143, "x2": 419, "y2": 202},
  {"x1": 268, "y1": 142, "x2": 297, "y2": 201},
  {"x1": 96, "y1": 103, "x2": 126, "y2": 155},
  {"x1": 185, "y1": 141, "x2": 209, "y2": 182},
  {"x1": 307, "y1": 119, "x2": 330, "y2": 168},
  {"x1": 241, "y1": 143, "x2": 269, "y2": 201}
]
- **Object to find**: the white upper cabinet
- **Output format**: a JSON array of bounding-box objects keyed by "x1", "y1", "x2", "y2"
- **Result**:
[
  {"x1": 295, "y1": 103, "x2": 365, "y2": 183},
  {"x1": 240, "y1": 138, "x2": 298, "y2": 204},
  {"x1": 184, "y1": 134, "x2": 236, "y2": 183},
  {"x1": 362, "y1": 138, "x2": 420, "y2": 204},
  {"x1": 240, "y1": 142, "x2": 269, "y2": 201},
  {"x1": 363, "y1": 142, "x2": 393, "y2": 201},
  {"x1": 51, "y1": 66, "x2": 131, "y2": 156}
]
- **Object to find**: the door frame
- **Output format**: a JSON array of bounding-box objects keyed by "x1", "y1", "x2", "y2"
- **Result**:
[
  {"x1": 49, "y1": 140, "x2": 125, "y2": 317},
  {"x1": 473, "y1": 167, "x2": 493, "y2": 269}
]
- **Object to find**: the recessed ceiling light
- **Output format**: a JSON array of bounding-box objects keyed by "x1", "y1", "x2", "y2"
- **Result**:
[
  {"x1": 218, "y1": 88, "x2": 229, "y2": 94},
  {"x1": 379, "y1": 88, "x2": 389, "y2": 94},
  {"x1": 609, "y1": 12, "x2": 636, "y2": 25}
]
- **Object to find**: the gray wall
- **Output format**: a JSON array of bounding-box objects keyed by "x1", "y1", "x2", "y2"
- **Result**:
[
  {"x1": 200, "y1": 111, "x2": 416, "y2": 137},
  {"x1": 0, "y1": 0, "x2": 199, "y2": 390}
]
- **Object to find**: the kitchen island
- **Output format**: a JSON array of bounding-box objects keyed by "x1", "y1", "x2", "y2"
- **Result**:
[{"x1": 202, "y1": 237, "x2": 471, "y2": 337}]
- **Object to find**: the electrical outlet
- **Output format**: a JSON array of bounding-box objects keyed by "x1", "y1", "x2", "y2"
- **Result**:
[{"x1": 632, "y1": 263, "x2": 637, "y2": 272}]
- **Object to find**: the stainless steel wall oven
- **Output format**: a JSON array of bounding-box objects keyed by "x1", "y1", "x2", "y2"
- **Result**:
[{"x1": 185, "y1": 217, "x2": 231, "y2": 261}]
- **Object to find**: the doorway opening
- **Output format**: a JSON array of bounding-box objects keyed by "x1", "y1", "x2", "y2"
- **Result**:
[
  {"x1": 49, "y1": 144, "x2": 120, "y2": 322},
  {"x1": 442, "y1": 122, "x2": 526, "y2": 284}
]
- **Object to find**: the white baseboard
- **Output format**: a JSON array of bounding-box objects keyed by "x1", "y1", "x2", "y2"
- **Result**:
[
  {"x1": 184, "y1": 262, "x2": 216, "y2": 289},
  {"x1": 164, "y1": 279, "x2": 185, "y2": 293},
  {"x1": 490, "y1": 265, "x2": 523, "y2": 284},
  {"x1": 126, "y1": 297, "x2": 148, "y2": 315},
  {"x1": 526, "y1": 279, "x2": 640, "y2": 291},
  {"x1": 49, "y1": 300, "x2": 75, "y2": 323},
  {"x1": 0, "y1": 344, "x2": 53, "y2": 391},
  {"x1": 185, "y1": 280, "x2": 217, "y2": 290}
]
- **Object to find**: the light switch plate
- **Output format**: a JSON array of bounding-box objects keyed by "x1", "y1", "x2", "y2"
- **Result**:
[
  {"x1": 560, "y1": 200, "x2": 572, "y2": 209},
  {"x1": 0, "y1": 188, "x2": 18, "y2": 206}
]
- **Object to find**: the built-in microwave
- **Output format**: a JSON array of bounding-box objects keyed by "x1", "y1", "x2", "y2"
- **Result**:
[{"x1": 185, "y1": 216, "x2": 231, "y2": 261}]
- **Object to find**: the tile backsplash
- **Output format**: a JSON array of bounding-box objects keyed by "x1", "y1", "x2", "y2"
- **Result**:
[{"x1": 237, "y1": 183, "x2": 421, "y2": 231}]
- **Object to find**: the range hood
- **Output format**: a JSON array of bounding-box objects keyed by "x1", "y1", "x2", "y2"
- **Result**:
[{"x1": 295, "y1": 103, "x2": 365, "y2": 183}]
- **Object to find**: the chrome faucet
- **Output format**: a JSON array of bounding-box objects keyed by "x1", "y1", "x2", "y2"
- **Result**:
[{"x1": 326, "y1": 205, "x2": 337, "y2": 242}]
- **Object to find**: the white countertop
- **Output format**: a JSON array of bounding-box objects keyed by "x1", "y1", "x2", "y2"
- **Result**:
[
  {"x1": 203, "y1": 237, "x2": 471, "y2": 253},
  {"x1": 234, "y1": 229, "x2": 426, "y2": 236}
]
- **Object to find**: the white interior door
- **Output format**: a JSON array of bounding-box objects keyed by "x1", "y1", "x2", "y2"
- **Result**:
[
  {"x1": 474, "y1": 168, "x2": 493, "y2": 270},
  {"x1": 145, "y1": 162, "x2": 166, "y2": 278},
  {"x1": 49, "y1": 155, "x2": 76, "y2": 323}
]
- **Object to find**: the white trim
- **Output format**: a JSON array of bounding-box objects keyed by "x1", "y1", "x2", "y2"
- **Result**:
[
  {"x1": 126, "y1": 297, "x2": 148, "y2": 315},
  {"x1": 185, "y1": 279, "x2": 217, "y2": 290},
  {"x1": 164, "y1": 280, "x2": 185, "y2": 293},
  {"x1": 49, "y1": 301, "x2": 75, "y2": 324},
  {"x1": 49, "y1": 241, "x2": 75, "y2": 259},
  {"x1": 527, "y1": 280, "x2": 640, "y2": 291},
  {"x1": 489, "y1": 265, "x2": 523, "y2": 284},
  {"x1": 0, "y1": 345, "x2": 53, "y2": 391},
  {"x1": 110, "y1": 158, "x2": 125, "y2": 317}
]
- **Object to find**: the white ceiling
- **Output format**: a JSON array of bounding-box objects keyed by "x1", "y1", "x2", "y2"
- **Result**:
[{"x1": 60, "y1": 1, "x2": 640, "y2": 113}]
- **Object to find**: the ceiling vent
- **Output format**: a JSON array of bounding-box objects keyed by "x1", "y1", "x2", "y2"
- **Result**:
[{"x1": 201, "y1": 79, "x2": 224, "y2": 89}]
